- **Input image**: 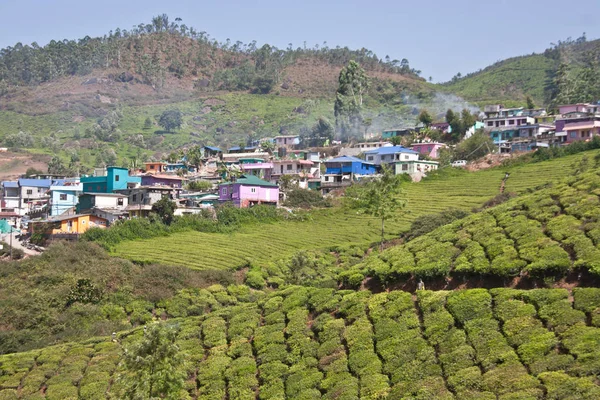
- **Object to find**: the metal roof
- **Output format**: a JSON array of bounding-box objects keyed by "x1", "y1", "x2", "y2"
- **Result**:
[
  {"x1": 17, "y1": 178, "x2": 52, "y2": 188},
  {"x1": 326, "y1": 156, "x2": 375, "y2": 165},
  {"x1": 2, "y1": 181, "x2": 18, "y2": 188},
  {"x1": 363, "y1": 146, "x2": 418, "y2": 155}
]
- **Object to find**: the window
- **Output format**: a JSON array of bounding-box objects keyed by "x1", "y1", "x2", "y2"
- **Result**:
[
  {"x1": 570, "y1": 132, "x2": 577, "y2": 138},
  {"x1": 251, "y1": 188, "x2": 256, "y2": 193},
  {"x1": 26, "y1": 189, "x2": 33, "y2": 195},
  {"x1": 150, "y1": 165, "x2": 155, "y2": 169},
  {"x1": 404, "y1": 155, "x2": 409, "y2": 160},
  {"x1": 117, "y1": 198, "x2": 123, "y2": 206},
  {"x1": 402, "y1": 164, "x2": 408, "y2": 171},
  {"x1": 509, "y1": 120, "x2": 514, "y2": 125},
  {"x1": 132, "y1": 194, "x2": 137, "y2": 202},
  {"x1": 221, "y1": 188, "x2": 227, "y2": 195},
  {"x1": 287, "y1": 164, "x2": 293, "y2": 170},
  {"x1": 487, "y1": 121, "x2": 493, "y2": 127},
  {"x1": 367, "y1": 156, "x2": 374, "y2": 161},
  {"x1": 59, "y1": 194, "x2": 67, "y2": 201},
  {"x1": 115, "y1": 175, "x2": 120, "y2": 182}
]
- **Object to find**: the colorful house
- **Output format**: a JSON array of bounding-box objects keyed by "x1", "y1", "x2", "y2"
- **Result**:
[
  {"x1": 49, "y1": 180, "x2": 83, "y2": 216},
  {"x1": 30, "y1": 214, "x2": 109, "y2": 237},
  {"x1": 363, "y1": 146, "x2": 419, "y2": 165},
  {"x1": 18, "y1": 178, "x2": 53, "y2": 215},
  {"x1": 141, "y1": 174, "x2": 185, "y2": 188},
  {"x1": 218, "y1": 175, "x2": 279, "y2": 208},
  {"x1": 1, "y1": 181, "x2": 19, "y2": 214},
  {"x1": 394, "y1": 160, "x2": 439, "y2": 181},
  {"x1": 410, "y1": 143, "x2": 448, "y2": 159},
  {"x1": 324, "y1": 156, "x2": 377, "y2": 175},
  {"x1": 124, "y1": 186, "x2": 180, "y2": 217},
  {"x1": 143, "y1": 162, "x2": 167, "y2": 174},
  {"x1": 203, "y1": 146, "x2": 222, "y2": 158},
  {"x1": 80, "y1": 167, "x2": 141, "y2": 193}
]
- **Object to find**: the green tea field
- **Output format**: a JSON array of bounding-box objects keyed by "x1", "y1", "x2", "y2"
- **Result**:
[{"x1": 2, "y1": 286, "x2": 600, "y2": 399}]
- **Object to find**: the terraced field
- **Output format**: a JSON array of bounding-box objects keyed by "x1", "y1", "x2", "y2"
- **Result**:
[
  {"x1": 113, "y1": 151, "x2": 599, "y2": 271},
  {"x1": 2, "y1": 286, "x2": 600, "y2": 399}
]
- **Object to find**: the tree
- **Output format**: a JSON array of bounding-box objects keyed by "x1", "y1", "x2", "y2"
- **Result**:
[
  {"x1": 24, "y1": 167, "x2": 43, "y2": 177},
  {"x1": 334, "y1": 61, "x2": 369, "y2": 140},
  {"x1": 304, "y1": 116, "x2": 334, "y2": 147},
  {"x1": 151, "y1": 196, "x2": 176, "y2": 225},
  {"x1": 418, "y1": 110, "x2": 433, "y2": 127},
  {"x1": 344, "y1": 166, "x2": 406, "y2": 248},
  {"x1": 185, "y1": 145, "x2": 203, "y2": 171},
  {"x1": 117, "y1": 323, "x2": 185, "y2": 400},
  {"x1": 445, "y1": 109, "x2": 456, "y2": 125},
  {"x1": 455, "y1": 129, "x2": 495, "y2": 161},
  {"x1": 143, "y1": 117, "x2": 153, "y2": 129},
  {"x1": 158, "y1": 110, "x2": 183, "y2": 132},
  {"x1": 526, "y1": 96, "x2": 535, "y2": 110},
  {"x1": 47, "y1": 156, "x2": 69, "y2": 175}
]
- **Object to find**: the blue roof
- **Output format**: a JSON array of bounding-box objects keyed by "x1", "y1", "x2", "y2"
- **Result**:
[
  {"x1": 363, "y1": 146, "x2": 418, "y2": 155},
  {"x1": 18, "y1": 178, "x2": 52, "y2": 188},
  {"x1": 2, "y1": 181, "x2": 18, "y2": 188},
  {"x1": 204, "y1": 146, "x2": 221, "y2": 152},
  {"x1": 228, "y1": 146, "x2": 257, "y2": 152},
  {"x1": 326, "y1": 156, "x2": 374, "y2": 165}
]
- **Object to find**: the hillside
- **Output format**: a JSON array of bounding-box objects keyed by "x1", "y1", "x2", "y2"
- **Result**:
[
  {"x1": 111, "y1": 150, "x2": 598, "y2": 271},
  {"x1": 442, "y1": 36, "x2": 600, "y2": 107},
  {"x1": 2, "y1": 286, "x2": 600, "y2": 399}
]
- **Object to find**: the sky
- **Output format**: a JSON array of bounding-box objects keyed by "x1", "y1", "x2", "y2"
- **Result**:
[{"x1": 1, "y1": 0, "x2": 599, "y2": 82}]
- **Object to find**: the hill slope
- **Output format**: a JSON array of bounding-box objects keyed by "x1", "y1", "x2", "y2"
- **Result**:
[{"x1": 441, "y1": 37, "x2": 600, "y2": 106}]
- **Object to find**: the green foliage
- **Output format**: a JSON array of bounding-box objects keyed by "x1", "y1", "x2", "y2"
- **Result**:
[
  {"x1": 186, "y1": 180, "x2": 213, "y2": 191},
  {"x1": 334, "y1": 60, "x2": 369, "y2": 139},
  {"x1": 151, "y1": 196, "x2": 176, "y2": 225},
  {"x1": 454, "y1": 130, "x2": 495, "y2": 161},
  {"x1": 158, "y1": 110, "x2": 183, "y2": 132},
  {"x1": 284, "y1": 188, "x2": 331, "y2": 209},
  {"x1": 405, "y1": 208, "x2": 469, "y2": 241},
  {"x1": 117, "y1": 323, "x2": 185, "y2": 399}
]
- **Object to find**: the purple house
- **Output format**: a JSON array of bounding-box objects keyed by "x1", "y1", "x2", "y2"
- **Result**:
[
  {"x1": 218, "y1": 174, "x2": 279, "y2": 208},
  {"x1": 141, "y1": 174, "x2": 184, "y2": 188}
]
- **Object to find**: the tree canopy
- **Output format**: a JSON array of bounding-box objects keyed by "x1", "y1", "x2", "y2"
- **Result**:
[
  {"x1": 334, "y1": 60, "x2": 369, "y2": 140},
  {"x1": 158, "y1": 110, "x2": 183, "y2": 132}
]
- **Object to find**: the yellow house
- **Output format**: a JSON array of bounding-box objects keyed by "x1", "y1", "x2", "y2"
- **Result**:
[{"x1": 30, "y1": 214, "x2": 108, "y2": 236}]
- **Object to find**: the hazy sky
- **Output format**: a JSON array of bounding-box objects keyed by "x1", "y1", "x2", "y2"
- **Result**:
[{"x1": 1, "y1": 0, "x2": 599, "y2": 82}]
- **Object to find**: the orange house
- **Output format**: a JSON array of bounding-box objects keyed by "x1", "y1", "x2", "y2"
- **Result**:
[
  {"x1": 144, "y1": 162, "x2": 167, "y2": 175},
  {"x1": 30, "y1": 214, "x2": 108, "y2": 236}
]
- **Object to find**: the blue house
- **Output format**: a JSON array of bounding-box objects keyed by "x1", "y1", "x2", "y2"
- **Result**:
[
  {"x1": 324, "y1": 156, "x2": 377, "y2": 175},
  {"x1": 80, "y1": 167, "x2": 141, "y2": 194},
  {"x1": 363, "y1": 146, "x2": 419, "y2": 166},
  {"x1": 49, "y1": 180, "x2": 83, "y2": 216}
]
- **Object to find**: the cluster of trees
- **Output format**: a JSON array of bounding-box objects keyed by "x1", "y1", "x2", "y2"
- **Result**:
[
  {"x1": 334, "y1": 61, "x2": 369, "y2": 140},
  {"x1": 444, "y1": 108, "x2": 478, "y2": 141},
  {"x1": 549, "y1": 51, "x2": 600, "y2": 107},
  {"x1": 0, "y1": 14, "x2": 421, "y2": 90},
  {"x1": 300, "y1": 116, "x2": 334, "y2": 147}
]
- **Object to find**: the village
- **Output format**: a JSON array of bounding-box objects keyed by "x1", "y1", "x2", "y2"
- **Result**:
[{"x1": 0, "y1": 101, "x2": 598, "y2": 241}]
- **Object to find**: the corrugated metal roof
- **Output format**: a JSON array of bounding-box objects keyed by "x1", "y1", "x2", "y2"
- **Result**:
[
  {"x1": 326, "y1": 156, "x2": 375, "y2": 165},
  {"x1": 363, "y1": 146, "x2": 418, "y2": 155},
  {"x1": 2, "y1": 181, "x2": 18, "y2": 188},
  {"x1": 17, "y1": 178, "x2": 52, "y2": 188},
  {"x1": 204, "y1": 146, "x2": 221, "y2": 152}
]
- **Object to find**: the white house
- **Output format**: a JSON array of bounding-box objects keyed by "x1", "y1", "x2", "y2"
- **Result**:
[{"x1": 363, "y1": 146, "x2": 419, "y2": 166}]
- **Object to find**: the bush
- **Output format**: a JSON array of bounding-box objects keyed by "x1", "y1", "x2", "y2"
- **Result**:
[
  {"x1": 284, "y1": 188, "x2": 331, "y2": 208},
  {"x1": 405, "y1": 209, "x2": 469, "y2": 241},
  {"x1": 244, "y1": 269, "x2": 266, "y2": 289}
]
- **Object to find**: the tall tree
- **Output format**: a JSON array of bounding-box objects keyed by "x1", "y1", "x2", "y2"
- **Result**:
[
  {"x1": 344, "y1": 166, "x2": 406, "y2": 249},
  {"x1": 526, "y1": 96, "x2": 535, "y2": 110},
  {"x1": 334, "y1": 60, "x2": 369, "y2": 141},
  {"x1": 158, "y1": 110, "x2": 183, "y2": 132},
  {"x1": 418, "y1": 110, "x2": 433, "y2": 127},
  {"x1": 117, "y1": 323, "x2": 185, "y2": 400},
  {"x1": 151, "y1": 196, "x2": 176, "y2": 225}
]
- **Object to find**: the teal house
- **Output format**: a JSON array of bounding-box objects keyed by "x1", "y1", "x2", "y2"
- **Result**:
[{"x1": 80, "y1": 167, "x2": 141, "y2": 193}]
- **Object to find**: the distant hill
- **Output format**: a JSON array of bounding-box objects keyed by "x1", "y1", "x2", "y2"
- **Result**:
[{"x1": 441, "y1": 36, "x2": 600, "y2": 107}]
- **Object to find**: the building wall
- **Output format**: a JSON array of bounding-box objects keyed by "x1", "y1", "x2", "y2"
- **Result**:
[
  {"x1": 50, "y1": 190, "x2": 79, "y2": 216},
  {"x1": 141, "y1": 176, "x2": 183, "y2": 188}
]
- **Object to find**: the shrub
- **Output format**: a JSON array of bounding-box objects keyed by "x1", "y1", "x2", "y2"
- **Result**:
[
  {"x1": 284, "y1": 188, "x2": 331, "y2": 208},
  {"x1": 404, "y1": 208, "x2": 469, "y2": 241}
]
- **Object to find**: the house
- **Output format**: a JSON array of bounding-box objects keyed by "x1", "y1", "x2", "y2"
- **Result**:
[
  {"x1": 29, "y1": 214, "x2": 109, "y2": 238},
  {"x1": 144, "y1": 162, "x2": 167, "y2": 174},
  {"x1": 18, "y1": 178, "x2": 52, "y2": 215},
  {"x1": 240, "y1": 158, "x2": 273, "y2": 181},
  {"x1": 222, "y1": 151, "x2": 270, "y2": 164},
  {"x1": 77, "y1": 193, "x2": 128, "y2": 213},
  {"x1": 219, "y1": 175, "x2": 279, "y2": 208},
  {"x1": 322, "y1": 156, "x2": 377, "y2": 194},
  {"x1": 124, "y1": 186, "x2": 180, "y2": 217},
  {"x1": 363, "y1": 146, "x2": 419, "y2": 166},
  {"x1": 394, "y1": 159, "x2": 439, "y2": 181},
  {"x1": 49, "y1": 180, "x2": 83, "y2": 216},
  {"x1": 227, "y1": 145, "x2": 258, "y2": 154},
  {"x1": 141, "y1": 174, "x2": 185, "y2": 188},
  {"x1": 411, "y1": 143, "x2": 448, "y2": 159},
  {"x1": 558, "y1": 103, "x2": 600, "y2": 115},
  {"x1": 274, "y1": 135, "x2": 300, "y2": 149},
  {"x1": 203, "y1": 146, "x2": 222, "y2": 158},
  {"x1": 554, "y1": 104, "x2": 600, "y2": 145},
  {"x1": 1, "y1": 181, "x2": 19, "y2": 214},
  {"x1": 464, "y1": 121, "x2": 486, "y2": 139},
  {"x1": 164, "y1": 162, "x2": 195, "y2": 173},
  {"x1": 80, "y1": 166, "x2": 141, "y2": 194},
  {"x1": 431, "y1": 122, "x2": 451, "y2": 133},
  {"x1": 382, "y1": 128, "x2": 419, "y2": 139}
]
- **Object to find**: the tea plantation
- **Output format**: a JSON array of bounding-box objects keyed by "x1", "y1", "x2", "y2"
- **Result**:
[
  {"x1": 112, "y1": 151, "x2": 599, "y2": 271},
  {"x1": 330, "y1": 168, "x2": 600, "y2": 286},
  {"x1": 2, "y1": 286, "x2": 600, "y2": 399}
]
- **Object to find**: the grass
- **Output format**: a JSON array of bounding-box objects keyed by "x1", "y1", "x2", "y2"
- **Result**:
[{"x1": 113, "y1": 150, "x2": 600, "y2": 271}]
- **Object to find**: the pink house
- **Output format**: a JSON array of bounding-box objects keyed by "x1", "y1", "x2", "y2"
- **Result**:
[
  {"x1": 410, "y1": 142, "x2": 447, "y2": 159},
  {"x1": 563, "y1": 121, "x2": 600, "y2": 144},
  {"x1": 558, "y1": 103, "x2": 600, "y2": 115},
  {"x1": 218, "y1": 174, "x2": 279, "y2": 208}
]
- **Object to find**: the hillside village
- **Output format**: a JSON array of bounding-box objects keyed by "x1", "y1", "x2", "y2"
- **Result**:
[{"x1": 1, "y1": 101, "x2": 598, "y2": 243}]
